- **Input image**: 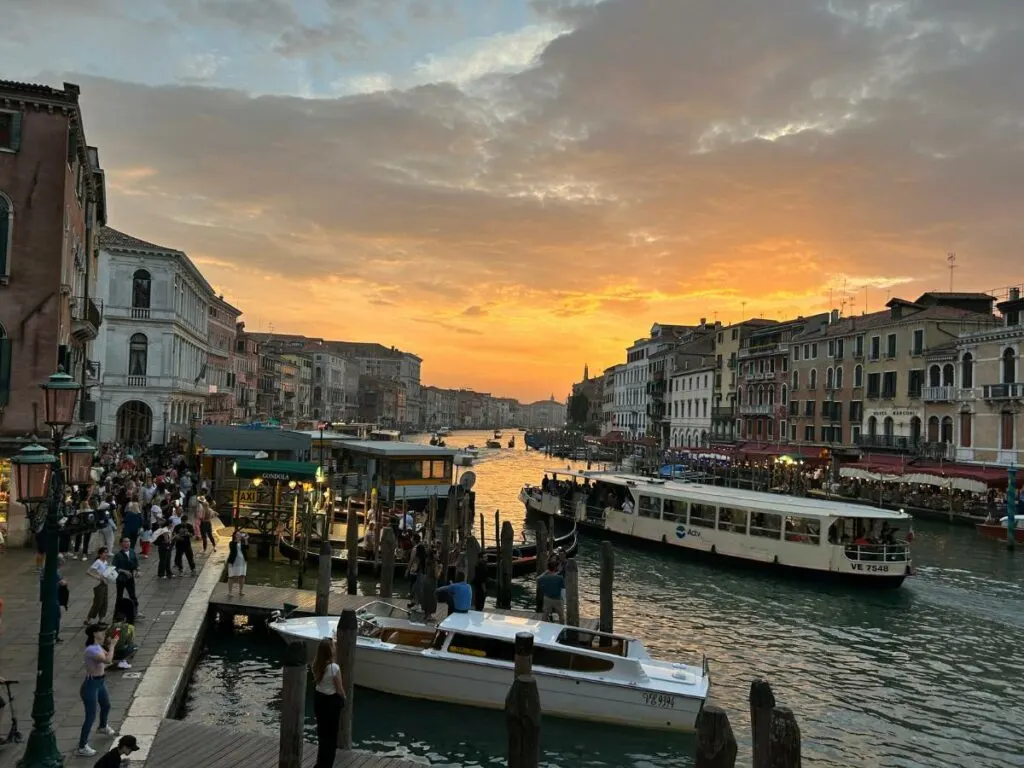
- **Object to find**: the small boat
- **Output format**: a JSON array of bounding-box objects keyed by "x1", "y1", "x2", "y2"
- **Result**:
[
  {"x1": 485, "y1": 439, "x2": 502, "y2": 449},
  {"x1": 272, "y1": 601, "x2": 709, "y2": 731},
  {"x1": 976, "y1": 515, "x2": 1024, "y2": 543},
  {"x1": 437, "y1": 427, "x2": 452, "y2": 437}
]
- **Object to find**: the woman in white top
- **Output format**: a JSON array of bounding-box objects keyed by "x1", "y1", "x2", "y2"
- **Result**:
[
  {"x1": 226, "y1": 531, "x2": 249, "y2": 597},
  {"x1": 85, "y1": 548, "x2": 113, "y2": 624},
  {"x1": 311, "y1": 637, "x2": 346, "y2": 768}
]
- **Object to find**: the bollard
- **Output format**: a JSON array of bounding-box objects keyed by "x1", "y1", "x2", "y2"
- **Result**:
[
  {"x1": 694, "y1": 705, "x2": 738, "y2": 768},
  {"x1": 498, "y1": 520, "x2": 514, "y2": 609},
  {"x1": 505, "y1": 633, "x2": 541, "y2": 768},
  {"x1": 750, "y1": 678, "x2": 777, "y2": 768},
  {"x1": 336, "y1": 609, "x2": 357, "y2": 750},
  {"x1": 768, "y1": 707, "x2": 801, "y2": 768},
  {"x1": 278, "y1": 640, "x2": 307, "y2": 768},
  {"x1": 378, "y1": 526, "x2": 396, "y2": 598},
  {"x1": 599, "y1": 540, "x2": 614, "y2": 635},
  {"x1": 345, "y1": 503, "x2": 359, "y2": 595},
  {"x1": 315, "y1": 539, "x2": 332, "y2": 615}
]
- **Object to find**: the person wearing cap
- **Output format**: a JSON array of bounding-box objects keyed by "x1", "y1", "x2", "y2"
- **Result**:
[{"x1": 93, "y1": 735, "x2": 140, "y2": 767}]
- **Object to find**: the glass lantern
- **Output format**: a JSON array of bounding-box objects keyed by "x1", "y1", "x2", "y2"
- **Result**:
[
  {"x1": 41, "y1": 369, "x2": 82, "y2": 427},
  {"x1": 11, "y1": 442, "x2": 57, "y2": 503},
  {"x1": 62, "y1": 436, "x2": 96, "y2": 486}
]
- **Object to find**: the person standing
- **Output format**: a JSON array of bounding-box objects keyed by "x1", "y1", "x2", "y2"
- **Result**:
[
  {"x1": 85, "y1": 548, "x2": 113, "y2": 625},
  {"x1": 96, "y1": 502, "x2": 116, "y2": 555},
  {"x1": 73, "y1": 500, "x2": 95, "y2": 561},
  {"x1": 121, "y1": 502, "x2": 143, "y2": 550},
  {"x1": 227, "y1": 531, "x2": 248, "y2": 597},
  {"x1": 173, "y1": 516, "x2": 197, "y2": 576},
  {"x1": 77, "y1": 624, "x2": 117, "y2": 757},
  {"x1": 311, "y1": 637, "x2": 346, "y2": 768},
  {"x1": 153, "y1": 521, "x2": 173, "y2": 579},
  {"x1": 536, "y1": 562, "x2": 566, "y2": 623},
  {"x1": 197, "y1": 498, "x2": 217, "y2": 552},
  {"x1": 112, "y1": 538, "x2": 142, "y2": 619}
]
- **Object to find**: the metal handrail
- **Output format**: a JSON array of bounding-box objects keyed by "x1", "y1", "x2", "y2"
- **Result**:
[{"x1": 842, "y1": 543, "x2": 910, "y2": 563}]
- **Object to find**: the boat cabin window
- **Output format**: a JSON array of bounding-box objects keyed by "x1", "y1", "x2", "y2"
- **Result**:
[
  {"x1": 689, "y1": 503, "x2": 716, "y2": 529},
  {"x1": 556, "y1": 627, "x2": 629, "y2": 658},
  {"x1": 663, "y1": 499, "x2": 686, "y2": 523},
  {"x1": 637, "y1": 495, "x2": 661, "y2": 518},
  {"x1": 718, "y1": 507, "x2": 748, "y2": 534},
  {"x1": 391, "y1": 460, "x2": 429, "y2": 482},
  {"x1": 420, "y1": 460, "x2": 450, "y2": 480},
  {"x1": 379, "y1": 626, "x2": 440, "y2": 649},
  {"x1": 750, "y1": 512, "x2": 783, "y2": 539},
  {"x1": 533, "y1": 646, "x2": 615, "y2": 673},
  {"x1": 830, "y1": 517, "x2": 902, "y2": 545},
  {"x1": 784, "y1": 516, "x2": 821, "y2": 545},
  {"x1": 447, "y1": 633, "x2": 516, "y2": 661}
]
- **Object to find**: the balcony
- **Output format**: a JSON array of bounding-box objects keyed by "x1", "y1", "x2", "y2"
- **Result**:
[
  {"x1": 983, "y1": 383, "x2": 1024, "y2": 400},
  {"x1": 739, "y1": 404, "x2": 774, "y2": 416},
  {"x1": 128, "y1": 375, "x2": 147, "y2": 387},
  {"x1": 70, "y1": 297, "x2": 103, "y2": 340},
  {"x1": 738, "y1": 342, "x2": 789, "y2": 359},
  {"x1": 921, "y1": 385, "x2": 956, "y2": 402},
  {"x1": 711, "y1": 406, "x2": 734, "y2": 419},
  {"x1": 854, "y1": 434, "x2": 922, "y2": 452}
]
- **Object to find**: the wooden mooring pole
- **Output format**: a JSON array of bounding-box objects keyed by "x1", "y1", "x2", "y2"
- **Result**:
[
  {"x1": 378, "y1": 526, "x2": 396, "y2": 598},
  {"x1": 534, "y1": 519, "x2": 548, "y2": 614},
  {"x1": 599, "y1": 540, "x2": 614, "y2": 634},
  {"x1": 345, "y1": 501, "x2": 358, "y2": 595},
  {"x1": 315, "y1": 539, "x2": 332, "y2": 615},
  {"x1": 336, "y1": 609, "x2": 357, "y2": 750},
  {"x1": 694, "y1": 679, "x2": 802, "y2": 768},
  {"x1": 439, "y1": 521, "x2": 452, "y2": 586},
  {"x1": 497, "y1": 520, "x2": 514, "y2": 609},
  {"x1": 278, "y1": 640, "x2": 307, "y2": 768},
  {"x1": 506, "y1": 632, "x2": 541, "y2": 768},
  {"x1": 564, "y1": 558, "x2": 579, "y2": 627}
]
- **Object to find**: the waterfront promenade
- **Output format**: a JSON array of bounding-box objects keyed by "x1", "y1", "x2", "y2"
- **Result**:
[{"x1": 0, "y1": 532, "x2": 226, "y2": 767}]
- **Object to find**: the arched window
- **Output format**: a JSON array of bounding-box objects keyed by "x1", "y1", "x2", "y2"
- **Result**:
[
  {"x1": 927, "y1": 415, "x2": 939, "y2": 442},
  {"x1": 826, "y1": 367, "x2": 834, "y2": 390},
  {"x1": 0, "y1": 191, "x2": 12, "y2": 278},
  {"x1": 883, "y1": 416, "x2": 894, "y2": 437},
  {"x1": 809, "y1": 369, "x2": 818, "y2": 389},
  {"x1": 941, "y1": 416, "x2": 953, "y2": 444},
  {"x1": 781, "y1": 385, "x2": 788, "y2": 405},
  {"x1": 854, "y1": 364, "x2": 863, "y2": 388},
  {"x1": 738, "y1": 387, "x2": 744, "y2": 406},
  {"x1": 910, "y1": 416, "x2": 922, "y2": 444},
  {"x1": 959, "y1": 410, "x2": 972, "y2": 448},
  {"x1": 1002, "y1": 348, "x2": 1016, "y2": 385},
  {"x1": 835, "y1": 366, "x2": 844, "y2": 389},
  {"x1": 767, "y1": 386, "x2": 775, "y2": 405},
  {"x1": 128, "y1": 333, "x2": 148, "y2": 377},
  {"x1": 942, "y1": 363, "x2": 954, "y2": 387},
  {"x1": 867, "y1": 416, "x2": 878, "y2": 436},
  {"x1": 132, "y1": 269, "x2": 152, "y2": 309},
  {"x1": 961, "y1": 352, "x2": 974, "y2": 388},
  {"x1": 792, "y1": 371, "x2": 799, "y2": 390},
  {"x1": 757, "y1": 386, "x2": 764, "y2": 406},
  {"x1": 928, "y1": 365, "x2": 940, "y2": 388}
]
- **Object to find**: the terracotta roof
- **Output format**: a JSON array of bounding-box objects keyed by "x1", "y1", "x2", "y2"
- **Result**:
[
  {"x1": 798, "y1": 304, "x2": 996, "y2": 340},
  {"x1": 98, "y1": 226, "x2": 179, "y2": 253},
  {"x1": 0, "y1": 79, "x2": 79, "y2": 101},
  {"x1": 915, "y1": 292, "x2": 994, "y2": 303}
]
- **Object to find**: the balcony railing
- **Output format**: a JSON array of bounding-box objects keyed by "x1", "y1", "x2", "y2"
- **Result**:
[
  {"x1": 128, "y1": 375, "x2": 147, "y2": 387},
  {"x1": 71, "y1": 297, "x2": 103, "y2": 339},
  {"x1": 131, "y1": 307, "x2": 151, "y2": 320},
  {"x1": 739, "y1": 404, "x2": 774, "y2": 415},
  {"x1": 983, "y1": 383, "x2": 1024, "y2": 400},
  {"x1": 738, "y1": 342, "x2": 789, "y2": 359},
  {"x1": 921, "y1": 385, "x2": 956, "y2": 402},
  {"x1": 853, "y1": 434, "x2": 922, "y2": 452},
  {"x1": 711, "y1": 406, "x2": 734, "y2": 419}
]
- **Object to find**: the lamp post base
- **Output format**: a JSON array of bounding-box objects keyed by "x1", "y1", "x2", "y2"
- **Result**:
[{"x1": 16, "y1": 728, "x2": 64, "y2": 768}]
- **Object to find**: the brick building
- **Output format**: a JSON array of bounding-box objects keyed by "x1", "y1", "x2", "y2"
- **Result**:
[{"x1": 0, "y1": 80, "x2": 107, "y2": 539}]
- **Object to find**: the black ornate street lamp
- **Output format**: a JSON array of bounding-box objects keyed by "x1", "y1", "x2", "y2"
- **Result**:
[{"x1": 10, "y1": 369, "x2": 95, "y2": 768}]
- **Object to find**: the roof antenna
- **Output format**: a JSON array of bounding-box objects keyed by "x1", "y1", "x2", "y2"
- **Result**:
[{"x1": 947, "y1": 252, "x2": 957, "y2": 291}]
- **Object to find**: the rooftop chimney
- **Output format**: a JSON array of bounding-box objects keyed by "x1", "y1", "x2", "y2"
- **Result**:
[
  {"x1": 830, "y1": 309, "x2": 840, "y2": 324},
  {"x1": 1011, "y1": 287, "x2": 1021, "y2": 301}
]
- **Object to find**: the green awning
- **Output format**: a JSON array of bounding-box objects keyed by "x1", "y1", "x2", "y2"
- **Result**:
[{"x1": 232, "y1": 459, "x2": 324, "y2": 483}]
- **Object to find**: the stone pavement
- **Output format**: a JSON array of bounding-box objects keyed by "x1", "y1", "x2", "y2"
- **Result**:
[{"x1": 0, "y1": 530, "x2": 224, "y2": 766}]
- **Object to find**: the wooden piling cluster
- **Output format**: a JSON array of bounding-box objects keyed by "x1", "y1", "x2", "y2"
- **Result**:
[{"x1": 695, "y1": 679, "x2": 802, "y2": 768}]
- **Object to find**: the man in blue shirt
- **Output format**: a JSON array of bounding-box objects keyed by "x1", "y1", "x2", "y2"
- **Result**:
[
  {"x1": 436, "y1": 572, "x2": 473, "y2": 614},
  {"x1": 536, "y1": 563, "x2": 565, "y2": 623}
]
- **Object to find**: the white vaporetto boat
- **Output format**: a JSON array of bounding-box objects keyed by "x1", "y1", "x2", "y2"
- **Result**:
[
  {"x1": 522, "y1": 470, "x2": 915, "y2": 587},
  {"x1": 272, "y1": 601, "x2": 709, "y2": 732}
]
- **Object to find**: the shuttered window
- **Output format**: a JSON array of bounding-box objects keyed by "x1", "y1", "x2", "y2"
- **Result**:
[{"x1": 0, "y1": 110, "x2": 22, "y2": 151}]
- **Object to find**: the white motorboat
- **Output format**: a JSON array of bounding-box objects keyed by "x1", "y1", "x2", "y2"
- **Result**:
[{"x1": 273, "y1": 601, "x2": 709, "y2": 732}]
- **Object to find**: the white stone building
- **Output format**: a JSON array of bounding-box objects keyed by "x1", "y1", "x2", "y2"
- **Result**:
[
  {"x1": 94, "y1": 227, "x2": 213, "y2": 445},
  {"x1": 668, "y1": 363, "x2": 715, "y2": 448}
]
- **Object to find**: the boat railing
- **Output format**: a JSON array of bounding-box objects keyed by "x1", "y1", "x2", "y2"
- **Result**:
[
  {"x1": 841, "y1": 542, "x2": 910, "y2": 563},
  {"x1": 356, "y1": 600, "x2": 413, "y2": 621}
]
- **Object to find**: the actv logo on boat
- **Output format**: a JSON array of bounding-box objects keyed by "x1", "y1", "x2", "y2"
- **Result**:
[{"x1": 675, "y1": 525, "x2": 687, "y2": 539}]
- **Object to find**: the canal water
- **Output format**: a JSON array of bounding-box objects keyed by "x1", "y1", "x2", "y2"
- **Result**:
[{"x1": 181, "y1": 431, "x2": 1024, "y2": 768}]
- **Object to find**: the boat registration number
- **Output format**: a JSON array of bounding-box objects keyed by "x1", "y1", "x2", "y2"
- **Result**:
[
  {"x1": 850, "y1": 563, "x2": 889, "y2": 573},
  {"x1": 642, "y1": 692, "x2": 676, "y2": 709}
]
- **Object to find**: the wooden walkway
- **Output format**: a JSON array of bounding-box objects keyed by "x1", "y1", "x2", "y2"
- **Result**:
[
  {"x1": 209, "y1": 582, "x2": 599, "y2": 629},
  {"x1": 147, "y1": 719, "x2": 427, "y2": 767}
]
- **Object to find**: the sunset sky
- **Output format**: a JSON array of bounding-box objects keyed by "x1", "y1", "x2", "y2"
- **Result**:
[{"x1": 4, "y1": 0, "x2": 1022, "y2": 401}]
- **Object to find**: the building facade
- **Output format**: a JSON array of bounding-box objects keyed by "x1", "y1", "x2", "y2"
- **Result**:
[
  {"x1": 787, "y1": 294, "x2": 999, "y2": 453},
  {"x1": 94, "y1": 228, "x2": 213, "y2": 445},
  {"x1": 205, "y1": 294, "x2": 240, "y2": 425},
  {"x1": 232, "y1": 323, "x2": 259, "y2": 422},
  {"x1": 710, "y1": 319, "x2": 779, "y2": 444},
  {"x1": 668, "y1": 361, "x2": 716, "y2": 449},
  {"x1": 0, "y1": 80, "x2": 107, "y2": 538},
  {"x1": 601, "y1": 365, "x2": 620, "y2": 435},
  {"x1": 523, "y1": 397, "x2": 566, "y2": 429}
]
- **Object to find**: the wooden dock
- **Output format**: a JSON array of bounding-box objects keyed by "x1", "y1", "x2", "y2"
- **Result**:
[
  {"x1": 147, "y1": 719, "x2": 426, "y2": 768},
  {"x1": 209, "y1": 582, "x2": 599, "y2": 629}
]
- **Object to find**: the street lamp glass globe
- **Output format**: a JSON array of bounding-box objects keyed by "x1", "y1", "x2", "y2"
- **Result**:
[
  {"x1": 11, "y1": 442, "x2": 57, "y2": 503},
  {"x1": 63, "y1": 436, "x2": 96, "y2": 486},
  {"x1": 41, "y1": 369, "x2": 82, "y2": 427}
]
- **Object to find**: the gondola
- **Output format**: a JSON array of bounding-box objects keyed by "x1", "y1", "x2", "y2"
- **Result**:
[{"x1": 278, "y1": 517, "x2": 578, "y2": 579}]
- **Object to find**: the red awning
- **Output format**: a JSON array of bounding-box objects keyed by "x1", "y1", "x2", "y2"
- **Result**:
[
  {"x1": 849, "y1": 454, "x2": 1014, "y2": 488},
  {"x1": 735, "y1": 443, "x2": 826, "y2": 461}
]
